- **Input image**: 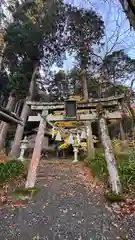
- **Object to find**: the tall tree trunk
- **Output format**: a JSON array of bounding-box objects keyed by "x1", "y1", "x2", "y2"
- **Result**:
[
  {"x1": 87, "y1": 121, "x2": 95, "y2": 159},
  {"x1": 81, "y1": 69, "x2": 89, "y2": 101},
  {"x1": 80, "y1": 68, "x2": 95, "y2": 158},
  {"x1": 0, "y1": 93, "x2": 16, "y2": 151},
  {"x1": 11, "y1": 64, "x2": 38, "y2": 158},
  {"x1": 25, "y1": 111, "x2": 47, "y2": 188},
  {"x1": 0, "y1": 43, "x2": 5, "y2": 72},
  {"x1": 126, "y1": 79, "x2": 135, "y2": 124},
  {"x1": 97, "y1": 103, "x2": 121, "y2": 194}
]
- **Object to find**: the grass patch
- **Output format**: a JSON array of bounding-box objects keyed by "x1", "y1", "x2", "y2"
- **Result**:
[
  {"x1": 120, "y1": 235, "x2": 128, "y2": 240},
  {"x1": 117, "y1": 153, "x2": 135, "y2": 189},
  {"x1": 105, "y1": 191, "x2": 124, "y2": 203},
  {"x1": 86, "y1": 148, "x2": 108, "y2": 182},
  {"x1": 14, "y1": 187, "x2": 40, "y2": 196},
  {"x1": 87, "y1": 148, "x2": 135, "y2": 192},
  {"x1": 0, "y1": 159, "x2": 25, "y2": 184},
  {"x1": 12, "y1": 187, "x2": 40, "y2": 202}
]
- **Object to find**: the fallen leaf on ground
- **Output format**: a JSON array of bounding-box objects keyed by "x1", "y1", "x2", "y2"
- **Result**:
[
  {"x1": 12, "y1": 202, "x2": 25, "y2": 207},
  {"x1": 64, "y1": 192, "x2": 73, "y2": 196}
]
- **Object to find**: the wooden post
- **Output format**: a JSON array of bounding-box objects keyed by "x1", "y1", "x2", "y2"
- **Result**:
[
  {"x1": 120, "y1": 121, "x2": 126, "y2": 141},
  {"x1": 97, "y1": 104, "x2": 121, "y2": 194},
  {"x1": 87, "y1": 121, "x2": 95, "y2": 159},
  {"x1": 25, "y1": 110, "x2": 47, "y2": 188}
]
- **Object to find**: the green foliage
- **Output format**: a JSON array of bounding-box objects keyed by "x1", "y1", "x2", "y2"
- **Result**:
[
  {"x1": 79, "y1": 152, "x2": 87, "y2": 161},
  {"x1": 68, "y1": 68, "x2": 82, "y2": 95},
  {"x1": 0, "y1": 160, "x2": 25, "y2": 183},
  {"x1": 48, "y1": 4, "x2": 105, "y2": 100},
  {"x1": 2, "y1": 0, "x2": 67, "y2": 100},
  {"x1": 3, "y1": 0, "x2": 133, "y2": 104},
  {"x1": 120, "y1": 234, "x2": 128, "y2": 240},
  {"x1": 112, "y1": 139, "x2": 121, "y2": 153},
  {"x1": 12, "y1": 187, "x2": 40, "y2": 202},
  {"x1": 101, "y1": 50, "x2": 135, "y2": 83},
  {"x1": 5, "y1": 21, "x2": 43, "y2": 61},
  {"x1": 5, "y1": 133, "x2": 14, "y2": 156},
  {"x1": 49, "y1": 70, "x2": 69, "y2": 101},
  {"x1": 87, "y1": 149, "x2": 135, "y2": 190},
  {"x1": 87, "y1": 148, "x2": 108, "y2": 181},
  {"x1": 0, "y1": 71, "x2": 9, "y2": 98},
  {"x1": 67, "y1": 6, "x2": 105, "y2": 64},
  {"x1": 112, "y1": 139, "x2": 121, "y2": 147},
  {"x1": 66, "y1": 6, "x2": 105, "y2": 98},
  {"x1": 128, "y1": 148, "x2": 135, "y2": 161},
  {"x1": 14, "y1": 187, "x2": 40, "y2": 196},
  {"x1": 117, "y1": 154, "x2": 135, "y2": 188},
  {"x1": 104, "y1": 191, "x2": 124, "y2": 203},
  {"x1": 97, "y1": 50, "x2": 135, "y2": 99}
]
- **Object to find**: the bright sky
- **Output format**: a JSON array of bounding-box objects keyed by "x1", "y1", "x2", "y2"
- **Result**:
[{"x1": 52, "y1": 0, "x2": 135, "y2": 72}]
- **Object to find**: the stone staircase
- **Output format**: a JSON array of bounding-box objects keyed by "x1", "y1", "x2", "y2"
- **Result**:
[{"x1": 36, "y1": 159, "x2": 73, "y2": 186}]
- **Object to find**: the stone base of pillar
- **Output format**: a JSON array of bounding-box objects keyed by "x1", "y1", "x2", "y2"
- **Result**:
[
  {"x1": 72, "y1": 159, "x2": 78, "y2": 163},
  {"x1": 18, "y1": 156, "x2": 25, "y2": 162},
  {"x1": 73, "y1": 144, "x2": 79, "y2": 163}
]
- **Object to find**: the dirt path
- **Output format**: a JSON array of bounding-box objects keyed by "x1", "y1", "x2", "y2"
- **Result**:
[{"x1": 0, "y1": 161, "x2": 134, "y2": 240}]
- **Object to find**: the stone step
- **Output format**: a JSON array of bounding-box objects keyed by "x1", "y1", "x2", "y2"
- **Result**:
[
  {"x1": 39, "y1": 160, "x2": 73, "y2": 165},
  {"x1": 36, "y1": 159, "x2": 74, "y2": 186}
]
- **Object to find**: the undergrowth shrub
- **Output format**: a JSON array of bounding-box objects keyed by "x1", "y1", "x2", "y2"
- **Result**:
[
  {"x1": 86, "y1": 148, "x2": 108, "y2": 182},
  {"x1": 117, "y1": 154, "x2": 135, "y2": 189},
  {"x1": 79, "y1": 150, "x2": 87, "y2": 161},
  {"x1": 112, "y1": 139, "x2": 121, "y2": 154},
  {"x1": 104, "y1": 191, "x2": 124, "y2": 203},
  {"x1": 128, "y1": 148, "x2": 135, "y2": 161},
  {"x1": 0, "y1": 159, "x2": 25, "y2": 183},
  {"x1": 87, "y1": 148, "x2": 135, "y2": 190}
]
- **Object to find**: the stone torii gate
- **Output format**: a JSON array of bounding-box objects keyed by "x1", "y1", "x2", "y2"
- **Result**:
[{"x1": 25, "y1": 95, "x2": 124, "y2": 189}]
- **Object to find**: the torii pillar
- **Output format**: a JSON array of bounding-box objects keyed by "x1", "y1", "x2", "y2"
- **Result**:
[
  {"x1": 25, "y1": 110, "x2": 48, "y2": 188},
  {"x1": 87, "y1": 121, "x2": 95, "y2": 159}
]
